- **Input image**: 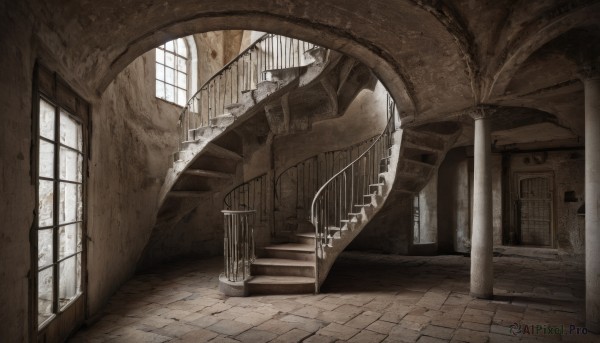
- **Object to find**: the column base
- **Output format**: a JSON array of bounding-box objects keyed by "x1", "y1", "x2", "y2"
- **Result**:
[
  {"x1": 470, "y1": 291, "x2": 493, "y2": 300},
  {"x1": 218, "y1": 274, "x2": 252, "y2": 297}
]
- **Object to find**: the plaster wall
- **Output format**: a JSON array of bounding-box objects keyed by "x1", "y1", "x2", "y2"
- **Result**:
[
  {"x1": 0, "y1": 9, "x2": 36, "y2": 342},
  {"x1": 194, "y1": 31, "x2": 245, "y2": 87},
  {"x1": 418, "y1": 173, "x2": 438, "y2": 244},
  {"x1": 507, "y1": 150, "x2": 585, "y2": 254},
  {"x1": 273, "y1": 82, "x2": 389, "y2": 172},
  {"x1": 86, "y1": 50, "x2": 180, "y2": 316},
  {"x1": 0, "y1": 30, "x2": 180, "y2": 342},
  {"x1": 438, "y1": 147, "x2": 584, "y2": 255}
]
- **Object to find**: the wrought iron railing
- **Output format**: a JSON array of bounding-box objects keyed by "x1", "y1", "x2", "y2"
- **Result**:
[
  {"x1": 310, "y1": 95, "x2": 396, "y2": 288},
  {"x1": 223, "y1": 173, "x2": 268, "y2": 223},
  {"x1": 222, "y1": 210, "x2": 256, "y2": 282},
  {"x1": 273, "y1": 136, "x2": 377, "y2": 237},
  {"x1": 179, "y1": 34, "x2": 318, "y2": 147}
]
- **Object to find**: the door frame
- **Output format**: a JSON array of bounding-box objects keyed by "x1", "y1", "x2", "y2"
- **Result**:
[{"x1": 511, "y1": 171, "x2": 555, "y2": 248}]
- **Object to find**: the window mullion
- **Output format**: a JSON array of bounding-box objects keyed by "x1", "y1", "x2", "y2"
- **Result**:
[{"x1": 52, "y1": 104, "x2": 60, "y2": 316}]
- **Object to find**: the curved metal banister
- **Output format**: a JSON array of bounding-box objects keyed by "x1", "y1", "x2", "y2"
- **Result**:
[
  {"x1": 310, "y1": 94, "x2": 396, "y2": 291},
  {"x1": 223, "y1": 173, "x2": 268, "y2": 222},
  {"x1": 273, "y1": 135, "x2": 378, "y2": 238},
  {"x1": 222, "y1": 209, "x2": 256, "y2": 282},
  {"x1": 178, "y1": 33, "x2": 318, "y2": 148}
]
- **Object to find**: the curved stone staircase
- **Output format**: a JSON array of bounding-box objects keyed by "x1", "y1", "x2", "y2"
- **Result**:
[
  {"x1": 140, "y1": 34, "x2": 375, "y2": 269},
  {"x1": 245, "y1": 122, "x2": 461, "y2": 294},
  {"x1": 144, "y1": 33, "x2": 462, "y2": 296}
]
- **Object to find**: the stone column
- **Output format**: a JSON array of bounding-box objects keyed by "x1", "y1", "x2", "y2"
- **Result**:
[
  {"x1": 583, "y1": 66, "x2": 600, "y2": 332},
  {"x1": 469, "y1": 106, "x2": 494, "y2": 299}
]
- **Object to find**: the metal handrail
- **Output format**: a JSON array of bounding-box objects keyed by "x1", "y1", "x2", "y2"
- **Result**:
[
  {"x1": 178, "y1": 33, "x2": 318, "y2": 149},
  {"x1": 310, "y1": 94, "x2": 396, "y2": 292},
  {"x1": 222, "y1": 209, "x2": 256, "y2": 282},
  {"x1": 223, "y1": 173, "x2": 268, "y2": 222}
]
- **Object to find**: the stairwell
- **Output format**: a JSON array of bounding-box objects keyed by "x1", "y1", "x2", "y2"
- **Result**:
[{"x1": 142, "y1": 33, "x2": 462, "y2": 296}]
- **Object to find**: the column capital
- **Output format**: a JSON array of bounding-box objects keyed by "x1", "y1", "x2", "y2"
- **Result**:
[
  {"x1": 578, "y1": 63, "x2": 600, "y2": 81},
  {"x1": 467, "y1": 105, "x2": 499, "y2": 120}
]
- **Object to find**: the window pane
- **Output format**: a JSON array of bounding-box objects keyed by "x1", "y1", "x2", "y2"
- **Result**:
[
  {"x1": 156, "y1": 81, "x2": 165, "y2": 99},
  {"x1": 165, "y1": 40, "x2": 174, "y2": 51},
  {"x1": 59, "y1": 223, "x2": 82, "y2": 259},
  {"x1": 59, "y1": 182, "x2": 82, "y2": 224},
  {"x1": 39, "y1": 140, "x2": 54, "y2": 178},
  {"x1": 59, "y1": 147, "x2": 82, "y2": 182},
  {"x1": 156, "y1": 63, "x2": 164, "y2": 81},
  {"x1": 60, "y1": 111, "x2": 83, "y2": 151},
  {"x1": 165, "y1": 85, "x2": 175, "y2": 102},
  {"x1": 38, "y1": 267, "x2": 54, "y2": 325},
  {"x1": 38, "y1": 229, "x2": 53, "y2": 269},
  {"x1": 40, "y1": 100, "x2": 55, "y2": 140},
  {"x1": 177, "y1": 89, "x2": 187, "y2": 107},
  {"x1": 177, "y1": 57, "x2": 187, "y2": 73},
  {"x1": 165, "y1": 67, "x2": 174, "y2": 84},
  {"x1": 156, "y1": 49, "x2": 164, "y2": 64},
  {"x1": 176, "y1": 38, "x2": 187, "y2": 57},
  {"x1": 165, "y1": 52, "x2": 175, "y2": 68},
  {"x1": 39, "y1": 180, "x2": 54, "y2": 227},
  {"x1": 59, "y1": 255, "x2": 81, "y2": 309},
  {"x1": 177, "y1": 71, "x2": 187, "y2": 89}
]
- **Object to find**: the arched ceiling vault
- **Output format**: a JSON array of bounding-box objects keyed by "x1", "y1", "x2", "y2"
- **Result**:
[{"x1": 18, "y1": 0, "x2": 600, "y2": 131}]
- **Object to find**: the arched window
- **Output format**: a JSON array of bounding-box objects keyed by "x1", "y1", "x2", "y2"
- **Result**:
[{"x1": 156, "y1": 37, "x2": 194, "y2": 106}]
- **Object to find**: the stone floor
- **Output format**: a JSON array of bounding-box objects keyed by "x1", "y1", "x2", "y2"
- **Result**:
[{"x1": 69, "y1": 252, "x2": 597, "y2": 343}]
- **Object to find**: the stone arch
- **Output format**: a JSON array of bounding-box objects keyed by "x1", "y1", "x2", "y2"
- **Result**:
[
  {"x1": 46, "y1": 1, "x2": 477, "y2": 121},
  {"x1": 484, "y1": 1, "x2": 600, "y2": 101}
]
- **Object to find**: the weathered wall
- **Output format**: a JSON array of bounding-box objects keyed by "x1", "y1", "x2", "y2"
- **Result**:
[
  {"x1": 195, "y1": 31, "x2": 244, "y2": 86},
  {"x1": 418, "y1": 173, "x2": 438, "y2": 244},
  {"x1": 437, "y1": 147, "x2": 584, "y2": 255},
  {"x1": 438, "y1": 148, "x2": 471, "y2": 253},
  {"x1": 0, "y1": 22, "x2": 180, "y2": 342},
  {"x1": 0, "y1": 5, "x2": 36, "y2": 341},
  {"x1": 86, "y1": 50, "x2": 180, "y2": 316},
  {"x1": 507, "y1": 150, "x2": 585, "y2": 254},
  {"x1": 134, "y1": 32, "x2": 248, "y2": 267},
  {"x1": 273, "y1": 82, "x2": 388, "y2": 171}
]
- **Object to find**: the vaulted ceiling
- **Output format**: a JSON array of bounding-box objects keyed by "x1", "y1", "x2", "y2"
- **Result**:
[{"x1": 7, "y1": 0, "x2": 600, "y2": 139}]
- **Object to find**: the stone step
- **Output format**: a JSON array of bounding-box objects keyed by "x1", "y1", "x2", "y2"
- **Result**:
[
  {"x1": 403, "y1": 140, "x2": 442, "y2": 154},
  {"x1": 304, "y1": 46, "x2": 327, "y2": 63},
  {"x1": 183, "y1": 169, "x2": 233, "y2": 179},
  {"x1": 167, "y1": 190, "x2": 210, "y2": 198},
  {"x1": 247, "y1": 275, "x2": 315, "y2": 295},
  {"x1": 393, "y1": 174, "x2": 427, "y2": 193},
  {"x1": 296, "y1": 229, "x2": 343, "y2": 244},
  {"x1": 205, "y1": 143, "x2": 243, "y2": 160},
  {"x1": 261, "y1": 243, "x2": 315, "y2": 261},
  {"x1": 403, "y1": 129, "x2": 446, "y2": 151},
  {"x1": 262, "y1": 66, "x2": 301, "y2": 82},
  {"x1": 209, "y1": 113, "x2": 235, "y2": 127},
  {"x1": 251, "y1": 258, "x2": 314, "y2": 277},
  {"x1": 397, "y1": 159, "x2": 434, "y2": 175},
  {"x1": 296, "y1": 233, "x2": 316, "y2": 245}
]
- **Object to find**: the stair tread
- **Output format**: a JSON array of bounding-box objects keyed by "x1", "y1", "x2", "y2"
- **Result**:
[
  {"x1": 263, "y1": 243, "x2": 314, "y2": 252},
  {"x1": 248, "y1": 275, "x2": 315, "y2": 284},
  {"x1": 404, "y1": 140, "x2": 441, "y2": 153},
  {"x1": 183, "y1": 169, "x2": 233, "y2": 178},
  {"x1": 253, "y1": 258, "x2": 313, "y2": 267},
  {"x1": 297, "y1": 230, "x2": 343, "y2": 238},
  {"x1": 403, "y1": 159, "x2": 435, "y2": 168}
]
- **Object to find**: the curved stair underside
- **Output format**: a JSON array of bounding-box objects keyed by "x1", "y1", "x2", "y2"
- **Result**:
[
  {"x1": 139, "y1": 41, "x2": 378, "y2": 269},
  {"x1": 143, "y1": 34, "x2": 462, "y2": 295},
  {"x1": 250, "y1": 124, "x2": 461, "y2": 294}
]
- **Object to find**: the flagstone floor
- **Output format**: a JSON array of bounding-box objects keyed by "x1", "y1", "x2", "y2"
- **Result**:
[{"x1": 69, "y1": 252, "x2": 596, "y2": 342}]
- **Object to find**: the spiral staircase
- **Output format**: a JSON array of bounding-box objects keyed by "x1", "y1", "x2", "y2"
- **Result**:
[{"x1": 146, "y1": 33, "x2": 461, "y2": 295}]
